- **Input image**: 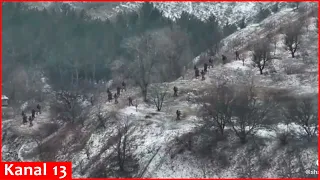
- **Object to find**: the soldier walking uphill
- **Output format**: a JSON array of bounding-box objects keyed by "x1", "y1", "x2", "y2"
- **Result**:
[
  {"x1": 128, "y1": 97, "x2": 134, "y2": 106},
  {"x1": 90, "y1": 96, "x2": 94, "y2": 106},
  {"x1": 135, "y1": 100, "x2": 138, "y2": 112},
  {"x1": 117, "y1": 86, "x2": 121, "y2": 96},
  {"x1": 122, "y1": 81, "x2": 127, "y2": 92},
  {"x1": 176, "y1": 110, "x2": 181, "y2": 120},
  {"x1": 208, "y1": 57, "x2": 213, "y2": 68},
  {"x1": 173, "y1": 86, "x2": 178, "y2": 97},
  {"x1": 222, "y1": 55, "x2": 227, "y2": 64},
  {"x1": 114, "y1": 93, "x2": 118, "y2": 104},
  {"x1": 201, "y1": 70, "x2": 205, "y2": 80},
  {"x1": 235, "y1": 51, "x2": 240, "y2": 60},
  {"x1": 31, "y1": 109, "x2": 36, "y2": 120},
  {"x1": 108, "y1": 91, "x2": 113, "y2": 102},
  {"x1": 194, "y1": 67, "x2": 200, "y2": 79},
  {"x1": 36, "y1": 104, "x2": 41, "y2": 115},
  {"x1": 204, "y1": 63, "x2": 208, "y2": 73},
  {"x1": 22, "y1": 114, "x2": 28, "y2": 124},
  {"x1": 29, "y1": 116, "x2": 33, "y2": 127}
]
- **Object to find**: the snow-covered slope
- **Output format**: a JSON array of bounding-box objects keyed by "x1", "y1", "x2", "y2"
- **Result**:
[{"x1": 25, "y1": 2, "x2": 295, "y2": 24}]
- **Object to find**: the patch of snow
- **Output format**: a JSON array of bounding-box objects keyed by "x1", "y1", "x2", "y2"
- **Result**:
[{"x1": 1, "y1": 95, "x2": 9, "y2": 100}]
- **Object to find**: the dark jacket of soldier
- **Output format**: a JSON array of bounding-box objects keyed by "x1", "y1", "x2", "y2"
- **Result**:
[
  {"x1": 23, "y1": 115, "x2": 28, "y2": 124},
  {"x1": 114, "y1": 93, "x2": 118, "y2": 104},
  {"x1": 195, "y1": 68, "x2": 200, "y2": 77},
  {"x1": 128, "y1": 97, "x2": 134, "y2": 106},
  {"x1": 209, "y1": 58, "x2": 213, "y2": 68},
  {"x1": 173, "y1": 86, "x2": 178, "y2": 96},
  {"x1": 122, "y1": 81, "x2": 126, "y2": 91},
  {"x1": 37, "y1": 104, "x2": 41, "y2": 114},
  {"x1": 201, "y1": 70, "x2": 205, "y2": 80},
  {"x1": 176, "y1": 110, "x2": 181, "y2": 120},
  {"x1": 31, "y1": 109, "x2": 36, "y2": 118},
  {"x1": 204, "y1": 63, "x2": 208, "y2": 72},
  {"x1": 222, "y1": 55, "x2": 227, "y2": 64}
]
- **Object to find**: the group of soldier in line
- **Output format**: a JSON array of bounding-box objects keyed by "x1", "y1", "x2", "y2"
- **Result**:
[
  {"x1": 107, "y1": 80, "x2": 140, "y2": 110},
  {"x1": 176, "y1": 53, "x2": 233, "y2": 120},
  {"x1": 21, "y1": 104, "x2": 41, "y2": 127},
  {"x1": 107, "y1": 81, "x2": 127, "y2": 104},
  {"x1": 193, "y1": 54, "x2": 231, "y2": 80},
  {"x1": 104, "y1": 54, "x2": 231, "y2": 121},
  {"x1": 19, "y1": 53, "x2": 236, "y2": 125}
]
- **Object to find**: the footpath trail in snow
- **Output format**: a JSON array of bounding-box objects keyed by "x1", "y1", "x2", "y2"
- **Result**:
[{"x1": 7, "y1": 111, "x2": 52, "y2": 136}]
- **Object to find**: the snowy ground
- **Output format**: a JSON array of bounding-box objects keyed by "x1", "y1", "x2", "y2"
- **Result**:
[
  {"x1": 25, "y1": 2, "x2": 317, "y2": 25},
  {"x1": 2, "y1": 4, "x2": 318, "y2": 178}
]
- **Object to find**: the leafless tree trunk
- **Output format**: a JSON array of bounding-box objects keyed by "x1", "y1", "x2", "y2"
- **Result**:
[
  {"x1": 282, "y1": 96, "x2": 318, "y2": 141},
  {"x1": 123, "y1": 33, "x2": 159, "y2": 102},
  {"x1": 115, "y1": 120, "x2": 136, "y2": 174},
  {"x1": 251, "y1": 38, "x2": 272, "y2": 75},
  {"x1": 123, "y1": 28, "x2": 191, "y2": 102},
  {"x1": 265, "y1": 21, "x2": 278, "y2": 56},
  {"x1": 278, "y1": 149, "x2": 307, "y2": 178},
  {"x1": 199, "y1": 77, "x2": 234, "y2": 136},
  {"x1": 116, "y1": 126, "x2": 128, "y2": 172},
  {"x1": 238, "y1": 154, "x2": 256, "y2": 178},
  {"x1": 282, "y1": 22, "x2": 303, "y2": 58},
  {"x1": 229, "y1": 81, "x2": 273, "y2": 144},
  {"x1": 150, "y1": 84, "x2": 168, "y2": 111},
  {"x1": 51, "y1": 89, "x2": 88, "y2": 125}
]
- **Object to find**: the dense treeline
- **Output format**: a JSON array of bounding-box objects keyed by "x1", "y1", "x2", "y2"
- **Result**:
[{"x1": 2, "y1": 2, "x2": 238, "y2": 100}]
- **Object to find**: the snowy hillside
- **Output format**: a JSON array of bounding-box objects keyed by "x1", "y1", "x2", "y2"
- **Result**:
[
  {"x1": 25, "y1": 2, "x2": 296, "y2": 24},
  {"x1": 2, "y1": 2, "x2": 318, "y2": 179}
]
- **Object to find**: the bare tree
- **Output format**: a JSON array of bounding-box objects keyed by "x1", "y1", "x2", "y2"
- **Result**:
[
  {"x1": 161, "y1": 26, "x2": 192, "y2": 81},
  {"x1": 265, "y1": 21, "x2": 278, "y2": 56},
  {"x1": 123, "y1": 32, "x2": 160, "y2": 102},
  {"x1": 149, "y1": 84, "x2": 168, "y2": 111},
  {"x1": 238, "y1": 154, "x2": 256, "y2": 178},
  {"x1": 273, "y1": 103, "x2": 294, "y2": 146},
  {"x1": 282, "y1": 96, "x2": 318, "y2": 141},
  {"x1": 200, "y1": 161, "x2": 209, "y2": 178},
  {"x1": 282, "y1": 22, "x2": 303, "y2": 58},
  {"x1": 199, "y1": 78, "x2": 234, "y2": 136},
  {"x1": 229, "y1": 38, "x2": 243, "y2": 57},
  {"x1": 251, "y1": 39, "x2": 272, "y2": 75},
  {"x1": 278, "y1": 149, "x2": 308, "y2": 178},
  {"x1": 229, "y1": 81, "x2": 273, "y2": 144},
  {"x1": 3, "y1": 65, "x2": 44, "y2": 105},
  {"x1": 114, "y1": 120, "x2": 138, "y2": 176},
  {"x1": 50, "y1": 88, "x2": 89, "y2": 125},
  {"x1": 123, "y1": 27, "x2": 192, "y2": 101}
]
